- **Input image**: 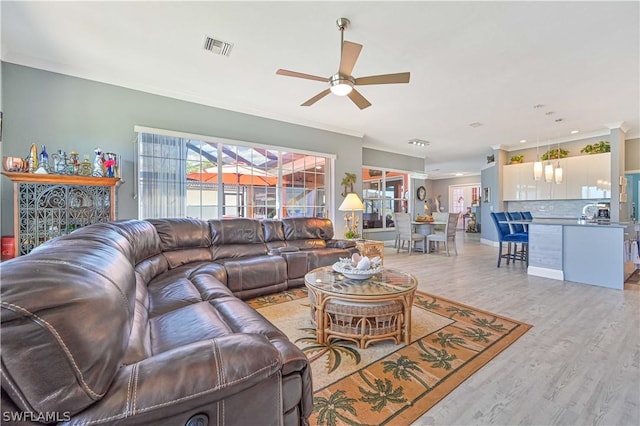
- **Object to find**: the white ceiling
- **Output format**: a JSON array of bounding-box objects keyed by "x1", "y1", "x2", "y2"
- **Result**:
[{"x1": 2, "y1": 1, "x2": 639, "y2": 178}]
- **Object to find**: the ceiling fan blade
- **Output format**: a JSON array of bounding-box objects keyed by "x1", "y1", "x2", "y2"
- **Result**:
[
  {"x1": 339, "y1": 41, "x2": 363, "y2": 75},
  {"x1": 347, "y1": 89, "x2": 372, "y2": 110},
  {"x1": 276, "y1": 69, "x2": 328, "y2": 82},
  {"x1": 301, "y1": 89, "x2": 331, "y2": 106},
  {"x1": 355, "y1": 72, "x2": 411, "y2": 85}
]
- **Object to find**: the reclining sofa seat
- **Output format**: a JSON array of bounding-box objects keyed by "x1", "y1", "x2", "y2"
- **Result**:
[
  {"x1": 0, "y1": 217, "x2": 350, "y2": 425},
  {"x1": 264, "y1": 218, "x2": 359, "y2": 286}
]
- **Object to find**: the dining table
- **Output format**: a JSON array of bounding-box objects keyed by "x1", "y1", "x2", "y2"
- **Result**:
[{"x1": 411, "y1": 220, "x2": 446, "y2": 252}]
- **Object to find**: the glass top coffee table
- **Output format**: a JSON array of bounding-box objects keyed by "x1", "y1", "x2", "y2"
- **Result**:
[{"x1": 304, "y1": 266, "x2": 418, "y2": 348}]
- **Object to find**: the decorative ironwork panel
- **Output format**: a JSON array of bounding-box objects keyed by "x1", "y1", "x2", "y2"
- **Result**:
[{"x1": 17, "y1": 183, "x2": 113, "y2": 255}]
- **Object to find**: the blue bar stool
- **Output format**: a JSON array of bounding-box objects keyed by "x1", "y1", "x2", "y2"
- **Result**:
[{"x1": 490, "y1": 212, "x2": 528, "y2": 267}]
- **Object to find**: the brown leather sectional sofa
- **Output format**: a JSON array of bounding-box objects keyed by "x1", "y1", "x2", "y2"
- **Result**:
[{"x1": 0, "y1": 217, "x2": 358, "y2": 425}]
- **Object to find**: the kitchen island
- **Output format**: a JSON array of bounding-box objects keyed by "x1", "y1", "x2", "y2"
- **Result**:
[{"x1": 526, "y1": 218, "x2": 634, "y2": 290}]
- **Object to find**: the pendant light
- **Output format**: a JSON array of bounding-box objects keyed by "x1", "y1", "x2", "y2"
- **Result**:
[
  {"x1": 544, "y1": 162, "x2": 554, "y2": 183},
  {"x1": 533, "y1": 135, "x2": 542, "y2": 181},
  {"x1": 544, "y1": 142, "x2": 554, "y2": 183},
  {"x1": 554, "y1": 142, "x2": 563, "y2": 184}
]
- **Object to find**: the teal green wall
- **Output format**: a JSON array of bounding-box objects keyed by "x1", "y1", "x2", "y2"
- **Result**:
[{"x1": 1, "y1": 62, "x2": 366, "y2": 235}]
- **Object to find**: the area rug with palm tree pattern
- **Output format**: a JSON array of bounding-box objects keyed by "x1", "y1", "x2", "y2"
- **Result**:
[{"x1": 247, "y1": 288, "x2": 531, "y2": 426}]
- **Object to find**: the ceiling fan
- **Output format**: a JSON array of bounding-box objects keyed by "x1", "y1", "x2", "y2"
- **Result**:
[{"x1": 276, "y1": 18, "x2": 410, "y2": 110}]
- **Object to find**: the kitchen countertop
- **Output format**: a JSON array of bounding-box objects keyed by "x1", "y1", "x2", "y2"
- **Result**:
[{"x1": 523, "y1": 218, "x2": 631, "y2": 228}]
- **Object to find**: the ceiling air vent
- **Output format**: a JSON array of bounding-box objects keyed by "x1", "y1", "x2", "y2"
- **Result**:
[{"x1": 203, "y1": 36, "x2": 233, "y2": 57}]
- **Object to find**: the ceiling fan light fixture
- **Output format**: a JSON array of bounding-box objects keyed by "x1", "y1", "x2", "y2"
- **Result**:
[{"x1": 329, "y1": 74, "x2": 354, "y2": 96}]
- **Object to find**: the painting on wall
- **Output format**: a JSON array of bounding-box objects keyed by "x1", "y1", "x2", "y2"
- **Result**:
[{"x1": 483, "y1": 187, "x2": 490, "y2": 203}]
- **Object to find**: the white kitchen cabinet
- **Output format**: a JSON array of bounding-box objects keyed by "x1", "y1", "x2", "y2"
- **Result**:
[
  {"x1": 503, "y1": 152, "x2": 610, "y2": 201},
  {"x1": 564, "y1": 155, "x2": 589, "y2": 199},
  {"x1": 585, "y1": 153, "x2": 611, "y2": 198},
  {"x1": 503, "y1": 162, "x2": 537, "y2": 201},
  {"x1": 503, "y1": 163, "x2": 519, "y2": 200}
]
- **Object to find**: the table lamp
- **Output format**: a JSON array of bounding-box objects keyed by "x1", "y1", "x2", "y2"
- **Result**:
[{"x1": 339, "y1": 193, "x2": 365, "y2": 238}]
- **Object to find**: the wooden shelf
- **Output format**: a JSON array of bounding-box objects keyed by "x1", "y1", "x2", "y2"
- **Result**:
[{"x1": 2, "y1": 172, "x2": 120, "y2": 186}]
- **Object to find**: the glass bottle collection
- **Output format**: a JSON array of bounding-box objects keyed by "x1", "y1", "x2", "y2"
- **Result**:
[{"x1": 26, "y1": 144, "x2": 120, "y2": 178}]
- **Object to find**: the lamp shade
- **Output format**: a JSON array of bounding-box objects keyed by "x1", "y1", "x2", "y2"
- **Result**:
[
  {"x1": 554, "y1": 165, "x2": 563, "y2": 184},
  {"x1": 544, "y1": 163, "x2": 554, "y2": 183},
  {"x1": 339, "y1": 193, "x2": 365, "y2": 211},
  {"x1": 533, "y1": 160, "x2": 543, "y2": 181}
]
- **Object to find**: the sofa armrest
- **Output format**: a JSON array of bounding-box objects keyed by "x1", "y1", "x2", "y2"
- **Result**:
[
  {"x1": 268, "y1": 246, "x2": 300, "y2": 255},
  {"x1": 70, "y1": 334, "x2": 282, "y2": 424},
  {"x1": 327, "y1": 239, "x2": 357, "y2": 249}
]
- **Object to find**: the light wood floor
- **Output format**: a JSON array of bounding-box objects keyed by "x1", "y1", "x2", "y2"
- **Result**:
[{"x1": 381, "y1": 232, "x2": 640, "y2": 426}]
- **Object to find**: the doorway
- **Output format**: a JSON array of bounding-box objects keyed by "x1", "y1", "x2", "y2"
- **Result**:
[{"x1": 449, "y1": 184, "x2": 481, "y2": 229}]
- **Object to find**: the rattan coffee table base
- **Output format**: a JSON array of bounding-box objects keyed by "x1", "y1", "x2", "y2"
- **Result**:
[
  {"x1": 305, "y1": 267, "x2": 417, "y2": 349},
  {"x1": 308, "y1": 291, "x2": 404, "y2": 348}
]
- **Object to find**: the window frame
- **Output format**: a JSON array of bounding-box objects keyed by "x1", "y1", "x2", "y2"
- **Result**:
[
  {"x1": 361, "y1": 166, "x2": 412, "y2": 232},
  {"x1": 135, "y1": 126, "x2": 336, "y2": 221}
]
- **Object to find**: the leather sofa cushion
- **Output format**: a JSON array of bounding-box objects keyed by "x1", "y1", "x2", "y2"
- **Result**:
[
  {"x1": 68, "y1": 335, "x2": 284, "y2": 425},
  {"x1": 135, "y1": 254, "x2": 169, "y2": 285},
  {"x1": 262, "y1": 219, "x2": 285, "y2": 242},
  {"x1": 146, "y1": 262, "x2": 229, "y2": 317},
  {"x1": 150, "y1": 301, "x2": 235, "y2": 354},
  {"x1": 110, "y1": 220, "x2": 162, "y2": 264},
  {"x1": 150, "y1": 218, "x2": 212, "y2": 251},
  {"x1": 0, "y1": 239, "x2": 136, "y2": 416},
  {"x1": 284, "y1": 238, "x2": 327, "y2": 250},
  {"x1": 216, "y1": 255, "x2": 287, "y2": 296},
  {"x1": 209, "y1": 218, "x2": 264, "y2": 245},
  {"x1": 211, "y1": 243, "x2": 267, "y2": 260},
  {"x1": 163, "y1": 247, "x2": 214, "y2": 269},
  {"x1": 282, "y1": 217, "x2": 335, "y2": 241}
]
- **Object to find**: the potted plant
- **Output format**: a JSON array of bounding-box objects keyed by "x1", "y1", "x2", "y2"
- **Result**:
[
  {"x1": 540, "y1": 147, "x2": 569, "y2": 160},
  {"x1": 510, "y1": 154, "x2": 524, "y2": 164},
  {"x1": 580, "y1": 140, "x2": 610, "y2": 154}
]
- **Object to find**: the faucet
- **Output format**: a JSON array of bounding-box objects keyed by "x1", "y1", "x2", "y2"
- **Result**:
[{"x1": 582, "y1": 203, "x2": 599, "y2": 220}]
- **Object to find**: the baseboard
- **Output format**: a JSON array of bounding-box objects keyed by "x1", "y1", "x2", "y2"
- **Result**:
[
  {"x1": 528, "y1": 266, "x2": 564, "y2": 281},
  {"x1": 480, "y1": 238, "x2": 499, "y2": 247}
]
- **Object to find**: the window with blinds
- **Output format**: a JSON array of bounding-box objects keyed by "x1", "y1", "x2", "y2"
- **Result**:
[{"x1": 137, "y1": 128, "x2": 333, "y2": 220}]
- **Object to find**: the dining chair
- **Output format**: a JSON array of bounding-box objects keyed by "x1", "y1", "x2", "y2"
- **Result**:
[
  {"x1": 490, "y1": 212, "x2": 528, "y2": 267},
  {"x1": 426, "y1": 212, "x2": 459, "y2": 256},
  {"x1": 521, "y1": 211, "x2": 533, "y2": 220},
  {"x1": 431, "y1": 212, "x2": 448, "y2": 234},
  {"x1": 393, "y1": 212, "x2": 426, "y2": 255}
]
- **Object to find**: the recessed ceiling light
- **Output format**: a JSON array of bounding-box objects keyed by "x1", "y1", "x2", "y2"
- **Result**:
[
  {"x1": 408, "y1": 139, "x2": 429, "y2": 147},
  {"x1": 570, "y1": 130, "x2": 579, "y2": 134},
  {"x1": 533, "y1": 104, "x2": 545, "y2": 109},
  {"x1": 519, "y1": 139, "x2": 527, "y2": 143},
  {"x1": 545, "y1": 111, "x2": 555, "y2": 116},
  {"x1": 555, "y1": 118, "x2": 563, "y2": 122},
  {"x1": 468, "y1": 122, "x2": 483, "y2": 128}
]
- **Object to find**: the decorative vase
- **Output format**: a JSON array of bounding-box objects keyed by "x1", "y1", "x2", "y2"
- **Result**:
[
  {"x1": 28, "y1": 144, "x2": 38, "y2": 173},
  {"x1": 38, "y1": 145, "x2": 49, "y2": 173},
  {"x1": 92, "y1": 148, "x2": 104, "y2": 177}
]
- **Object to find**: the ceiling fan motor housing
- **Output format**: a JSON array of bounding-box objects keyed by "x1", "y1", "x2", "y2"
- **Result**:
[{"x1": 329, "y1": 73, "x2": 355, "y2": 96}]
